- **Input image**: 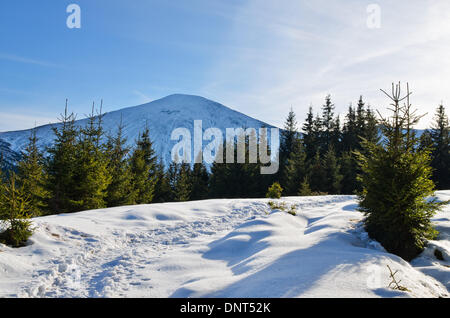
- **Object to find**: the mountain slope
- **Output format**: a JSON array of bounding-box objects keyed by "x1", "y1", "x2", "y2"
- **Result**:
[
  {"x1": 0, "y1": 139, "x2": 20, "y2": 170},
  {"x1": 0, "y1": 94, "x2": 275, "y2": 166}
]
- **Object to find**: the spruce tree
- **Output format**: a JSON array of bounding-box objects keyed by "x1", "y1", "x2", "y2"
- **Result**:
[
  {"x1": 105, "y1": 118, "x2": 133, "y2": 207},
  {"x1": 71, "y1": 104, "x2": 111, "y2": 211},
  {"x1": 313, "y1": 114, "x2": 323, "y2": 152},
  {"x1": 363, "y1": 106, "x2": 379, "y2": 144},
  {"x1": 17, "y1": 129, "x2": 48, "y2": 216},
  {"x1": 46, "y1": 101, "x2": 79, "y2": 214},
  {"x1": 298, "y1": 177, "x2": 313, "y2": 196},
  {"x1": 167, "y1": 159, "x2": 181, "y2": 201},
  {"x1": 340, "y1": 105, "x2": 359, "y2": 194},
  {"x1": 430, "y1": 104, "x2": 450, "y2": 189},
  {"x1": 339, "y1": 151, "x2": 358, "y2": 194},
  {"x1": 302, "y1": 106, "x2": 318, "y2": 161},
  {"x1": 321, "y1": 95, "x2": 335, "y2": 152},
  {"x1": 175, "y1": 163, "x2": 192, "y2": 202},
  {"x1": 279, "y1": 108, "x2": 299, "y2": 187},
  {"x1": 357, "y1": 83, "x2": 447, "y2": 261},
  {"x1": 209, "y1": 132, "x2": 264, "y2": 199},
  {"x1": 266, "y1": 182, "x2": 283, "y2": 199},
  {"x1": 332, "y1": 115, "x2": 342, "y2": 155},
  {"x1": 165, "y1": 155, "x2": 193, "y2": 202},
  {"x1": 419, "y1": 130, "x2": 433, "y2": 151},
  {"x1": 153, "y1": 160, "x2": 172, "y2": 203},
  {"x1": 226, "y1": 136, "x2": 253, "y2": 198},
  {"x1": 342, "y1": 104, "x2": 358, "y2": 152},
  {"x1": 0, "y1": 172, "x2": 33, "y2": 247},
  {"x1": 209, "y1": 141, "x2": 229, "y2": 198},
  {"x1": 308, "y1": 151, "x2": 326, "y2": 193},
  {"x1": 284, "y1": 139, "x2": 307, "y2": 196},
  {"x1": 240, "y1": 130, "x2": 266, "y2": 197},
  {"x1": 323, "y1": 146, "x2": 342, "y2": 194},
  {"x1": 340, "y1": 99, "x2": 379, "y2": 194},
  {"x1": 355, "y1": 96, "x2": 366, "y2": 140},
  {"x1": 129, "y1": 127, "x2": 158, "y2": 204},
  {"x1": 257, "y1": 126, "x2": 276, "y2": 196},
  {"x1": 190, "y1": 153, "x2": 209, "y2": 201}
]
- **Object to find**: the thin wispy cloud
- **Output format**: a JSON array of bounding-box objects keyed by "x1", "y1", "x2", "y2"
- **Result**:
[
  {"x1": 0, "y1": 112, "x2": 56, "y2": 132},
  {"x1": 201, "y1": 0, "x2": 450, "y2": 129},
  {"x1": 1, "y1": 1, "x2": 449, "y2": 131},
  {"x1": 132, "y1": 90, "x2": 153, "y2": 104},
  {"x1": 0, "y1": 53, "x2": 60, "y2": 68}
]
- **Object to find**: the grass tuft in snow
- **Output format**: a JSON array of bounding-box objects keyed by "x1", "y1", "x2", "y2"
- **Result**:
[{"x1": 267, "y1": 201, "x2": 297, "y2": 216}]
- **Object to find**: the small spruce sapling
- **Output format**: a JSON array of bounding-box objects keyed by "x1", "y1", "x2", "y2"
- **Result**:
[
  {"x1": 357, "y1": 83, "x2": 449, "y2": 261},
  {"x1": 0, "y1": 173, "x2": 34, "y2": 247},
  {"x1": 266, "y1": 182, "x2": 283, "y2": 199}
]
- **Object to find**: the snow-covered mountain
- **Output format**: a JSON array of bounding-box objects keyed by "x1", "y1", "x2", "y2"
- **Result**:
[
  {"x1": 0, "y1": 139, "x2": 20, "y2": 170},
  {"x1": 0, "y1": 94, "x2": 276, "y2": 167}
]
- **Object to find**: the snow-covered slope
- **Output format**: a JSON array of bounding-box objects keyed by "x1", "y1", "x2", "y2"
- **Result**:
[
  {"x1": 0, "y1": 139, "x2": 20, "y2": 170},
  {"x1": 0, "y1": 94, "x2": 275, "y2": 166},
  {"x1": 0, "y1": 192, "x2": 448, "y2": 298}
]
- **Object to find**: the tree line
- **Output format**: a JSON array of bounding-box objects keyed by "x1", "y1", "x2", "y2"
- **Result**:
[
  {"x1": 1, "y1": 90, "x2": 449, "y2": 253},
  {"x1": 278, "y1": 94, "x2": 449, "y2": 197},
  {"x1": 1, "y1": 95, "x2": 449, "y2": 217}
]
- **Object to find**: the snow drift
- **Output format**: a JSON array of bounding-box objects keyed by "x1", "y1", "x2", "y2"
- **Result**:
[{"x1": 0, "y1": 192, "x2": 448, "y2": 298}]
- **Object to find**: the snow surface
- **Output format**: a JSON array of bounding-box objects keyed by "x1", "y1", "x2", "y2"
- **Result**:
[
  {"x1": 0, "y1": 94, "x2": 274, "y2": 167},
  {"x1": 0, "y1": 193, "x2": 449, "y2": 298}
]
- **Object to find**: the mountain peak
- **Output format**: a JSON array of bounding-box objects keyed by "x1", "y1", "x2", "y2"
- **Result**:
[
  {"x1": 120, "y1": 94, "x2": 226, "y2": 115},
  {"x1": 147, "y1": 93, "x2": 223, "y2": 108},
  {"x1": 161, "y1": 93, "x2": 208, "y2": 100}
]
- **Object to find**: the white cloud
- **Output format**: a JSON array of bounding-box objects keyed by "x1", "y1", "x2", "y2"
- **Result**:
[
  {"x1": 201, "y1": 0, "x2": 450, "y2": 129},
  {"x1": 0, "y1": 53, "x2": 60, "y2": 68},
  {"x1": 132, "y1": 90, "x2": 153, "y2": 104},
  {"x1": 0, "y1": 112, "x2": 57, "y2": 132}
]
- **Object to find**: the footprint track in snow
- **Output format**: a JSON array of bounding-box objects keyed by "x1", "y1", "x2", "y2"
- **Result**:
[
  {"x1": 21, "y1": 197, "x2": 354, "y2": 297},
  {"x1": 21, "y1": 201, "x2": 273, "y2": 297}
]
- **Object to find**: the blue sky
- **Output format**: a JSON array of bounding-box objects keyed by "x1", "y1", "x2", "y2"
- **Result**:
[{"x1": 1, "y1": 0, "x2": 450, "y2": 131}]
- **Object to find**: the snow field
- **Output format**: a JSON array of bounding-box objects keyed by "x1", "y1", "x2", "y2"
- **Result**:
[{"x1": 0, "y1": 193, "x2": 448, "y2": 298}]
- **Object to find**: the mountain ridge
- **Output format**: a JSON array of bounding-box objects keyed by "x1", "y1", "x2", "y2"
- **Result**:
[{"x1": 0, "y1": 94, "x2": 276, "y2": 168}]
